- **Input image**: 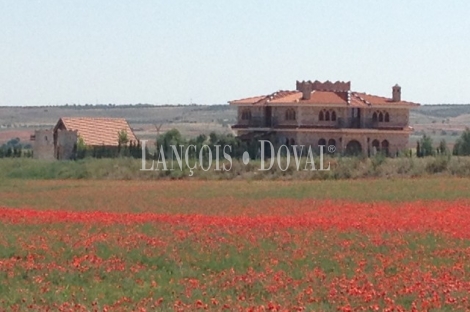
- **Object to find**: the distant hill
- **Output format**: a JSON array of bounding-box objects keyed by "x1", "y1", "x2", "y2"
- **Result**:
[
  {"x1": 0, "y1": 104, "x2": 469, "y2": 146},
  {"x1": 417, "y1": 104, "x2": 470, "y2": 118}
]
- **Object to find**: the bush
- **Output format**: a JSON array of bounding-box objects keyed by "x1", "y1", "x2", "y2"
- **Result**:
[
  {"x1": 453, "y1": 128, "x2": 470, "y2": 156},
  {"x1": 425, "y1": 156, "x2": 449, "y2": 174}
]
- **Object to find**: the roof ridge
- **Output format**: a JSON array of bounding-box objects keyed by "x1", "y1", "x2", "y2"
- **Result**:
[{"x1": 61, "y1": 117, "x2": 127, "y2": 120}]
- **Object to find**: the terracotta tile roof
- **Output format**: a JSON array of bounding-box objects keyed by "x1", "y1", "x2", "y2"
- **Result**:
[
  {"x1": 230, "y1": 88, "x2": 419, "y2": 107},
  {"x1": 56, "y1": 117, "x2": 138, "y2": 146},
  {"x1": 230, "y1": 95, "x2": 266, "y2": 104},
  {"x1": 351, "y1": 92, "x2": 419, "y2": 107},
  {"x1": 253, "y1": 90, "x2": 299, "y2": 105}
]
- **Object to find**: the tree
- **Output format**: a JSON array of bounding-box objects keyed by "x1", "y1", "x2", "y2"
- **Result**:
[
  {"x1": 118, "y1": 130, "x2": 129, "y2": 145},
  {"x1": 438, "y1": 139, "x2": 448, "y2": 155},
  {"x1": 453, "y1": 128, "x2": 470, "y2": 156},
  {"x1": 419, "y1": 135, "x2": 433, "y2": 157},
  {"x1": 76, "y1": 137, "x2": 88, "y2": 159},
  {"x1": 156, "y1": 129, "x2": 185, "y2": 158},
  {"x1": 117, "y1": 130, "x2": 129, "y2": 156}
]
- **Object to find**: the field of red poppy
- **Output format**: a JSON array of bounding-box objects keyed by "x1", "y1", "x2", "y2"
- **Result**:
[{"x1": 1, "y1": 178, "x2": 470, "y2": 311}]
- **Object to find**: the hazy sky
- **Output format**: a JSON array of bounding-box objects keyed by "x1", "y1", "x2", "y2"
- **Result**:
[{"x1": 1, "y1": 1, "x2": 469, "y2": 106}]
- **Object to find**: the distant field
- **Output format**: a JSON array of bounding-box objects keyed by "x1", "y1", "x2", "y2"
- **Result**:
[
  {"x1": 1, "y1": 104, "x2": 469, "y2": 146},
  {"x1": 2, "y1": 178, "x2": 470, "y2": 211},
  {"x1": 0, "y1": 104, "x2": 237, "y2": 144}
]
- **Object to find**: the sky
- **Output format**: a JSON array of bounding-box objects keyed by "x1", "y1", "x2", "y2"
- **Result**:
[{"x1": 1, "y1": 1, "x2": 469, "y2": 106}]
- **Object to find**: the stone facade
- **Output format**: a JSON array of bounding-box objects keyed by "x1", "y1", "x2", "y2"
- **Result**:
[
  {"x1": 55, "y1": 129, "x2": 78, "y2": 160},
  {"x1": 33, "y1": 129, "x2": 78, "y2": 160},
  {"x1": 234, "y1": 106, "x2": 412, "y2": 156},
  {"x1": 33, "y1": 130, "x2": 55, "y2": 160}
]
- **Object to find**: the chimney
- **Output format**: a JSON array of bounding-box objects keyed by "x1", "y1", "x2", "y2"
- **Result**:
[
  {"x1": 302, "y1": 83, "x2": 312, "y2": 100},
  {"x1": 392, "y1": 84, "x2": 401, "y2": 102}
]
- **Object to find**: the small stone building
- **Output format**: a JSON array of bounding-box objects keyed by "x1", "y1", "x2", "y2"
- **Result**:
[
  {"x1": 32, "y1": 117, "x2": 137, "y2": 160},
  {"x1": 230, "y1": 80, "x2": 420, "y2": 156}
]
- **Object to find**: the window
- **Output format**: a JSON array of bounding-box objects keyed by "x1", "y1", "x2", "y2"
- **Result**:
[
  {"x1": 318, "y1": 138, "x2": 326, "y2": 146},
  {"x1": 372, "y1": 139, "x2": 380, "y2": 151},
  {"x1": 374, "y1": 111, "x2": 390, "y2": 123},
  {"x1": 290, "y1": 138, "x2": 296, "y2": 146},
  {"x1": 372, "y1": 112, "x2": 378, "y2": 122},
  {"x1": 378, "y1": 112, "x2": 384, "y2": 122},
  {"x1": 285, "y1": 108, "x2": 296, "y2": 121},
  {"x1": 384, "y1": 112, "x2": 390, "y2": 122},
  {"x1": 328, "y1": 139, "x2": 336, "y2": 147},
  {"x1": 241, "y1": 109, "x2": 252, "y2": 120},
  {"x1": 320, "y1": 109, "x2": 336, "y2": 122},
  {"x1": 381, "y1": 140, "x2": 390, "y2": 155}
]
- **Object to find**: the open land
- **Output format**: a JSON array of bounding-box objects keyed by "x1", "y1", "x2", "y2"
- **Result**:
[{"x1": 1, "y1": 178, "x2": 470, "y2": 310}]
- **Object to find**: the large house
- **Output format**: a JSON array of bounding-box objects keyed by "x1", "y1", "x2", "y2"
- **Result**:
[{"x1": 229, "y1": 80, "x2": 419, "y2": 156}]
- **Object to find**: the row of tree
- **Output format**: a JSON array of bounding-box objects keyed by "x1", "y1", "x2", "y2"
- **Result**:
[
  {"x1": 0, "y1": 138, "x2": 33, "y2": 158},
  {"x1": 154, "y1": 129, "x2": 253, "y2": 160},
  {"x1": 416, "y1": 128, "x2": 470, "y2": 157}
]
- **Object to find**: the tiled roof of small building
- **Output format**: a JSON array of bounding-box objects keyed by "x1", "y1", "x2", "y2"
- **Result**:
[{"x1": 55, "y1": 117, "x2": 138, "y2": 147}]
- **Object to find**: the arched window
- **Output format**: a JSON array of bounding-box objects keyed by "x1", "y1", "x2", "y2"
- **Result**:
[
  {"x1": 372, "y1": 112, "x2": 378, "y2": 122},
  {"x1": 331, "y1": 111, "x2": 337, "y2": 121},
  {"x1": 325, "y1": 110, "x2": 330, "y2": 121},
  {"x1": 378, "y1": 112, "x2": 384, "y2": 122},
  {"x1": 384, "y1": 112, "x2": 390, "y2": 122},
  {"x1": 285, "y1": 108, "x2": 296, "y2": 121},
  {"x1": 241, "y1": 109, "x2": 252, "y2": 120},
  {"x1": 290, "y1": 138, "x2": 295, "y2": 146},
  {"x1": 381, "y1": 140, "x2": 390, "y2": 156},
  {"x1": 328, "y1": 139, "x2": 336, "y2": 147},
  {"x1": 318, "y1": 138, "x2": 326, "y2": 146},
  {"x1": 372, "y1": 139, "x2": 380, "y2": 151},
  {"x1": 319, "y1": 110, "x2": 324, "y2": 121}
]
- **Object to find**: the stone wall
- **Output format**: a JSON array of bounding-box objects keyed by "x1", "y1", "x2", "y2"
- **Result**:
[
  {"x1": 55, "y1": 130, "x2": 78, "y2": 160},
  {"x1": 33, "y1": 130, "x2": 55, "y2": 160},
  {"x1": 363, "y1": 108, "x2": 409, "y2": 128},
  {"x1": 237, "y1": 106, "x2": 265, "y2": 125},
  {"x1": 292, "y1": 131, "x2": 408, "y2": 156},
  {"x1": 272, "y1": 107, "x2": 297, "y2": 127},
  {"x1": 235, "y1": 105, "x2": 411, "y2": 156}
]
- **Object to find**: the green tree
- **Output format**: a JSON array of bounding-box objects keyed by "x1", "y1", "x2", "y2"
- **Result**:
[
  {"x1": 118, "y1": 130, "x2": 129, "y2": 145},
  {"x1": 118, "y1": 130, "x2": 129, "y2": 156},
  {"x1": 156, "y1": 129, "x2": 186, "y2": 158},
  {"x1": 453, "y1": 128, "x2": 470, "y2": 156},
  {"x1": 419, "y1": 135, "x2": 433, "y2": 157},
  {"x1": 76, "y1": 136, "x2": 88, "y2": 159},
  {"x1": 438, "y1": 139, "x2": 448, "y2": 155}
]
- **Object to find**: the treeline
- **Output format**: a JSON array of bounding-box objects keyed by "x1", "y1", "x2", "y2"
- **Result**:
[
  {"x1": 416, "y1": 128, "x2": 470, "y2": 157},
  {"x1": 0, "y1": 138, "x2": 33, "y2": 158},
  {"x1": 155, "y1": 129, "x2": 253, "y2": 160},
  {"x1": 76, "y1": 140, "x2": 144, "y2": 160}
]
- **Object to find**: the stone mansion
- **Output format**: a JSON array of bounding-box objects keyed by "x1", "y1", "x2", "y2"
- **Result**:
[{"x1": 229, "y1": 80, "x2": 419, "y2": 156}]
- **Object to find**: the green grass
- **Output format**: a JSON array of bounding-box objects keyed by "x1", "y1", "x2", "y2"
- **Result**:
[
  {"x1": 1, "y1": 156, "x2": 470, "y2": 182},
  {"x1": 0, "y1": 177, "x2": 470, "y2": 213}
]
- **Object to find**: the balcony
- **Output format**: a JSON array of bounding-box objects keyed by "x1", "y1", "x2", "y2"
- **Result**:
[
  {"x1": 333, "y1": 117, "x2": 381, "y2": 129},
  {"x1": 233, "y1": 116, "x2": 405, "y2": 131},
  {"x1": 232, "y1": 116, "x2": 285, "y2": 129}
]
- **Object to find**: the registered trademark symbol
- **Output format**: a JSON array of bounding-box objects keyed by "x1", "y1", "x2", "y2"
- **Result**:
[{"x1": 327, "y1": 145, "x2": 336, "y2": 153}]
